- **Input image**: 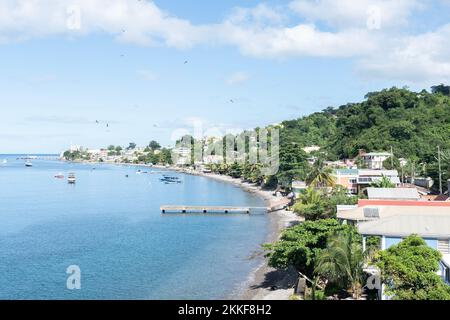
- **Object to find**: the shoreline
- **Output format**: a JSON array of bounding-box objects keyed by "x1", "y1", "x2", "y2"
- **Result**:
[
  {"x1": 152, "y1": 165, "x2": 304, "y2": 300},
  {"x1": 64, "y1": 160, "x2": 303, "y2": 300}
]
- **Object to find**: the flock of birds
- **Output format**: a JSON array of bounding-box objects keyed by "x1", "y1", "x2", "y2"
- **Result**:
[{"x1": 94, "y1": 20, "x2": 237, "y2": 132}]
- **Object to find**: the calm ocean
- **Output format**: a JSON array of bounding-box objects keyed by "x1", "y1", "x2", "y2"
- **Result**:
[{"x1": 0, "y1": 155, "x2": 268, "y2": 299}]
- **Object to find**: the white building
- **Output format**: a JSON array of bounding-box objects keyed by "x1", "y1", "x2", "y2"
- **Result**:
[
  {"x1": 361, "y1": 152, "x2": 392, "y2": 170},
  {"x1": 172, "y1": 147, "x2": 191, "y2": 166},
  {"x1": 69, "y1": 145, "x2": 83, "y2": 152},
  {"x1": 302, "y1": 145, "x2": 321, "y2": 154}
]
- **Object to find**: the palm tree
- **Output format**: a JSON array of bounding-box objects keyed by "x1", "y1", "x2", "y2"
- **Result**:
[
  {"x1": 306, "y1": 158, "x2": 335, "y2": 188},
  {"x1": 370, "y1": 175, "x2": 395, "y2": 188},
  {"x1": 300, "y1": 187, "x2": 323, "y2": 205},
  {"x1": 315, "y1": 232, "x2": 365, "y2": 299}
]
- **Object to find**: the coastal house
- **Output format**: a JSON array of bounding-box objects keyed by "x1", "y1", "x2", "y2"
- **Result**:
[
  {"x1": 333, "y1": 169, "x2": 401, "y2": 195},
  {"x1": 172, "y1": 147, "x2": 191, "y2": 166},
  {"x1": 334, "y1": 169, "x2": 359, "y2": 194},
  {"x1": 337, "y1": 199, "x2": 450, "y2": 225},
  {"x1": 337, "y1": 199, "x2": 450, "y2": 298},
  {"x1": 358, "y1": 213, "x2": 450, "y2": 298},
  {"x1": 357, "y1": 169, "x2": 400, "y2": 190},
  {"x1": 361, "y1": 152, "x2": 392, "y2": 170}
]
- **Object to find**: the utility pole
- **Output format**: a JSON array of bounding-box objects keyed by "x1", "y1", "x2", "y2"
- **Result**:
[
  {"x1": 390, "y1": 146, "x2": 394, "y2": 169},
  {"x1": 401, "y1": 165, "x2": 404, "y2": 185},
  {"x1": 438, "y1": 146, "x2": 443, "y2": 195}
]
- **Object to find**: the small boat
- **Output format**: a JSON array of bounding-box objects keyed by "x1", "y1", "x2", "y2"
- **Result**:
[
  {"x1": 2, "y1": 159, "x2": 7, "y2": 164},
  {"x1": 25, "y1": 161, "x2": 33, "y2": 167},
  {"x1": 54, "y1": 173, "x2": 65, "y2": 179},
  {"x1": 68, "y1": 173, "x2": 76, "y2": 184}
]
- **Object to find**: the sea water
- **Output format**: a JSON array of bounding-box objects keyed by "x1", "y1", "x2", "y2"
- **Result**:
[{"x1": 0, "y1": 155, "x2": 268, "y2": 299}]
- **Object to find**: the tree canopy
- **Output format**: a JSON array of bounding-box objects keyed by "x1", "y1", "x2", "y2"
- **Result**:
[
  {"x1": 264, "y1": 219, "x2": 360, "y2": 279},
  {"x1": 376, "y1": 235, "x2": 450, "y2": 300}
]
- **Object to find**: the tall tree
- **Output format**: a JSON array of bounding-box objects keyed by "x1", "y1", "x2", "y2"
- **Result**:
[
  {"x1": 315, "y1": 232, "x2": 365, "y2": 299},
  {"x1": 149, "y1": 140, "x2": 161, "y2": 150},
  {"x1": 306, "y1": 158, "x2": 335, "y2": 188},
  {"x1": 376, "y1": 235, "x2": 450, "y2": 300}
]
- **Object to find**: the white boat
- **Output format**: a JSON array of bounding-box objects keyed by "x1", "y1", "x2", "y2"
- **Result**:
[
  {"x1": 2, "y1": 159, "x2": 6, "y2": 164},
  {"x1": 25, "y1": 161, "x2": 33, "y2": 167},
  {"x1": 68, "y1": 173, "x2": 76, "y2": 184}
]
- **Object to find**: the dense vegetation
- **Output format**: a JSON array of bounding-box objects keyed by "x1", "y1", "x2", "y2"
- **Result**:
[
  {"x1": 376, "y1": 235, "x2": 450, "y2": 300},
  {"x1": 293, "y1": 186, "x2": 357, "y2": 221},
  {"x1": 281, "y1": 87, "x2": 450, "y2": 190},
  {"x1": 264, "y1": 219, "x2": 359, "y2": 279},
  {"x1": 204, "y1": 86, "x2": 450, "y2": 192}
]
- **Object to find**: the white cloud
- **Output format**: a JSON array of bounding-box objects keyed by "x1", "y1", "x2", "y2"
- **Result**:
[
  {"x1": 357, "y1": 24, "x2": 450, "y2": 84},
  {"x1": 217, "y1": 23, "x2": 376, "y2": 58},
  {"x1": 0, "y1": 0, "x2": 450, "y2": 83},
  {"x1": 226, "y1": 71, "x2": 250, "y2": 85},
  {"x1": 227, "y1": 3, "x2": 286, "y2": 26},
  {"x1": 0, "y1": 0, "x2": 208, "y2": 48},
  {"x1": 289, "y1": 0, "x2": 422, "y2": 29}
]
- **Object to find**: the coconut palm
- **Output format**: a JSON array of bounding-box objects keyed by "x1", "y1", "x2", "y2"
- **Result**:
[
  {"x1": 315, "y1": 232, "x2": 365, "y2": 299},
  {"x1": 306, "y1": 158, "x2": 335, "y2": 188}
]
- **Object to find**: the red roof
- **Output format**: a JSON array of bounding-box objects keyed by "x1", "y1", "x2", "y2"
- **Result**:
[{"x1": 358, "y1": 199, "x2": 450, "y2": 207}]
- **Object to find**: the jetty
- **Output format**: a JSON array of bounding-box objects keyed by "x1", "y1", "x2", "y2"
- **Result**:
[{"x1": 161, "y1": 205, "x2": 268, "y2": 214}]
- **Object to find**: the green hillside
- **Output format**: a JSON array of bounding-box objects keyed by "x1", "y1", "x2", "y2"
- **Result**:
[{"x1": 278, "y1": 86, "x2": 450, "y2": 191}]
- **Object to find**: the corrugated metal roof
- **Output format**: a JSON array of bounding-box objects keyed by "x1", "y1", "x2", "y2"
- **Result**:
[
  {"x1": 358, "y1": 215, "x2": 450, "y2": 238},
  {"x1": 358, "y1": 169, "x2": 399, "y2": 176},
  {"x1": 335, "y1": 169, "x2": 358, "y2": 175},
  {"x1": 367, "y1": 188, "x2": 420, "y2": 200},
  {"x1": 337, "y1": 205, "x2": 450, "y2": 221},
  {"x1": 364, "y1": 152, "x2": 392, "y2": 156}
]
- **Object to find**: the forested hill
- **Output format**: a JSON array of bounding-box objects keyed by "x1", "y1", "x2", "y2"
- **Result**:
[{"x1": 280, "y1": 86, "x2": 450, "y2": 163}]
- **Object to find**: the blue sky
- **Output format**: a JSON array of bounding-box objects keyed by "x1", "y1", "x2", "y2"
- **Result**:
[{"x1": 1, "y1": 0, "x2": 450, "y2": 153}]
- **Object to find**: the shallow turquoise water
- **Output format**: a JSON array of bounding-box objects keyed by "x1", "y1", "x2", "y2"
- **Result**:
[{"x1": 0, "y1": 155, "x2": 267, "y2": 299}]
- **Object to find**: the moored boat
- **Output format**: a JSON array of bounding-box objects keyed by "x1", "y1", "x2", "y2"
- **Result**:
[{"x1": 68, "y1": 173, "x2": 76, "y2": 184}]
